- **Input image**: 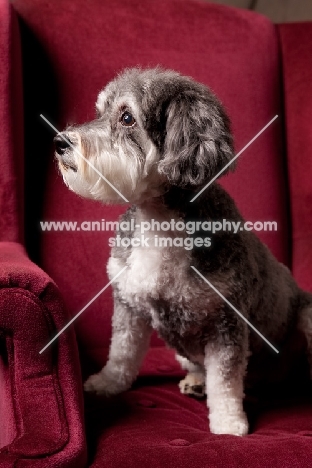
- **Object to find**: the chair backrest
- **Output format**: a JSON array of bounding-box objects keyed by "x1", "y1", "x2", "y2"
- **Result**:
[
  {"x1": 0, "y1": 0, "x2": 23, "y2": 243},
  {"x1": 278, "y1": 23, "x2": 312, "y2": 291},
  {"x1": 12, "y1": 0, "x2": 290, "y2": 364}
]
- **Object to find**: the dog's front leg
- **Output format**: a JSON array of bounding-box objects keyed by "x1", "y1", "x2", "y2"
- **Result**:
[
  {"x1": 204, "y1": 324, "x2": 249, "y2": 436},
  {"x1": 84, "y1": 298, "x2": 152, "y2": 396}
]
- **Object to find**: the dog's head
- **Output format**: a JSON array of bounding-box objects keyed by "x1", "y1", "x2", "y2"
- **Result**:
[{"x1": 55, "y1": 68, "x2": 235, "y2": 204}]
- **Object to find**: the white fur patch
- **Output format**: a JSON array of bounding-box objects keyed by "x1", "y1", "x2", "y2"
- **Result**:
[{"x1": 204, "y1": 347, "x2": 248, "y2": 436}]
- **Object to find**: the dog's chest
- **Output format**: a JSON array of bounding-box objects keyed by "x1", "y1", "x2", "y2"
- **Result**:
[
  {"x1": 109, "y1": 235, "x2": 190, "y2": 303},
  {"x1": 108, "y1": 245, "x2": 195, "y2": 337},
  {"x1": 108, "y1": 206, "x2": 195, "y2": 322}
]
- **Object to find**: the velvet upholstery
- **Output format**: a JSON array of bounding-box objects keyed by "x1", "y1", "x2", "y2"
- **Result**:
[
  {"x1": 0, "y1": 0, "x2": 312, "y2": 466},
  {"x1": 0, "y1": 0, "x2": 23, "y2": 243},
  {"x1": 0, "y1": 242, "x2": 87, "y2": 467},
  {"x1": 279, "y1": 23, "x2": 312, "y2": 291}
]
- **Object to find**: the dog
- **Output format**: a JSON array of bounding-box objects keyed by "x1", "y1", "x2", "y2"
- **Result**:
[{"x1": 54, "y1": 68, "x2": 312, "y2": 436}]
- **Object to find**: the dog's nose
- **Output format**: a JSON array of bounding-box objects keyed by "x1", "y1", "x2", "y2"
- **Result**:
[
  {"x1": 54, "y1": 133, "x2": 72, "y2": 155},
  {"x1": 192, "y1": 385, "x2": 204, "y2": 394}
]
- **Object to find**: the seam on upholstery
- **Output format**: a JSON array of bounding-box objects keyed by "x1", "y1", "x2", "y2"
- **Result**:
[{"x1": 0, "y1": 287, "x2": 70, "y2": 459}]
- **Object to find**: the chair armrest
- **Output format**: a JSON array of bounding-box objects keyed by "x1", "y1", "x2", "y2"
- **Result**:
[{"x1": 0, "y1": 242, "x2": 87, "y2": 467}]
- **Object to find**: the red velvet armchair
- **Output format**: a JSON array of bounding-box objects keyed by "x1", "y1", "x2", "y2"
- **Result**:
[{"x1": 1, "y1": 0, "x2": 312, "y2": 466}]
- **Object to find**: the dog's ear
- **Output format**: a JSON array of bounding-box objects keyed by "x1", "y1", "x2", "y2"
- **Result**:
[{"x1": 158, "y1": 84, "x2": 235, "y2": 187}]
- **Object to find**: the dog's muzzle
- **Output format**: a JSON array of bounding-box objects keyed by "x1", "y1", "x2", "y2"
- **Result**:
[{"x1": 54, "y1": 133, "x2": 78, "y2": 171}]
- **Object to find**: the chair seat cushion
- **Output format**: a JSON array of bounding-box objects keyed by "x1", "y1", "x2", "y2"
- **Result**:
[{"x1": 83, "y1": 346, "x2": 312, "y2": 468}]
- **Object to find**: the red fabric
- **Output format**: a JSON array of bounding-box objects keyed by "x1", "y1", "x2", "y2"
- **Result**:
[
  {"x1": 278, "y1": 23, "x2": 312, "y2": 291},
  {"x1": 4, "y1": 0, "x2": 312, "y2": 466},
  {"x1": 0, "y1": 2, "x2": 86, "y2": 465},
  {"x1": 0, "y1": 242, "x2": 87, "y2": 467},
  {"x1": 0, "y1": 0, "x2": 23, "y2": 243},
  {"x1": 86, "y1": 382, "x2": 312, "y2": 468},
  {"x1": 82, "y1": 340, "x2": 311, "y2": 468}
]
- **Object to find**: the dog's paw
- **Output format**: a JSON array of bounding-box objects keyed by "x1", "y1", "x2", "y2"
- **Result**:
[
  {"x1": 209, "y1": 412, "x2": 249, "y2": 436},
  {"x1": 84, "y1": 371, "x2": 125, "y2": 397},
  {"x1": 179, "y1": 372, "x2": 206, "y2": 398}
]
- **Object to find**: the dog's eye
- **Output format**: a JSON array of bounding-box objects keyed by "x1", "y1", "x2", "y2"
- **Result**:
[{"x1": 120, "y1": 111, "x2": 136, "y2": 127}]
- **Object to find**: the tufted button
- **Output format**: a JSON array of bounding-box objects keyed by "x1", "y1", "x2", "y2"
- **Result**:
[
  {"x1": 136, "y1": 399, "x2": 157, "y2": 408},
  {"x1": 157, "y1": 365, "x2": 174, "y2": 373},
  {"x1": 169, "y1": 439, "x2": 191, "y2": 447}
]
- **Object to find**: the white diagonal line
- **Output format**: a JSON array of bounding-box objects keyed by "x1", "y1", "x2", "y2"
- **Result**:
[
  {"x1": 40, "y1": 114, "x2": 129, "y2": 203},
  {"x1": 39, "y1": 265, "x2": 128, "y2": 354},
  {"x1": 190, "y1": 266, "x2": 279, "y2": 353},
  {"x1": 190, "y1": 115, "x2": 278, "y2": 203}
]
